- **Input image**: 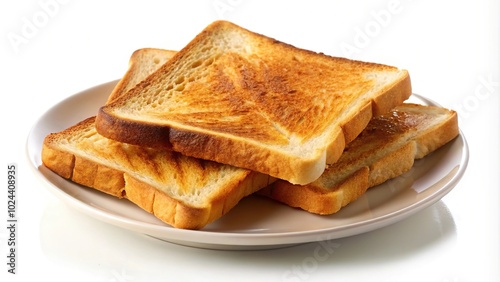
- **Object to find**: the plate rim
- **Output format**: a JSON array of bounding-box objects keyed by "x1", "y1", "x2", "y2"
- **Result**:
[{"x1": 26, "y1": 80, "x2": 470, "y2": 249}]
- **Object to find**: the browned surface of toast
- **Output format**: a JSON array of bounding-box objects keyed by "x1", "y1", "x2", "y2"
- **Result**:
[
  {"x1": 41, "y1": 47, "x2": 273, "y2": 229},
  {"x1": 96, "y1": 20, "x2": 412, "y2": 184},
  {"x1": 107, "y1": 48, "x2": 177, "y2": 103},
  {"x1": 42, "y1": 27, "x2": 458, "y2": 229},
  {"x1": 42, "y1": 117, "x2": 273, "y2": 229},
  {"x1": 258, "y1": 103, "x2": 459, "y2": 214}
]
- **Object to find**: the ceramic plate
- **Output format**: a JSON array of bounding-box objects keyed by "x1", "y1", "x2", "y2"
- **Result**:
[{"x1": 27, "y1": 80, "x2": 469, "y2": 250}]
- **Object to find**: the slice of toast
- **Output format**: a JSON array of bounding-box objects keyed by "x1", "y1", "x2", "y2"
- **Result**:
[
  {"x1": 42, "y1": 48, "x2": 273, "y2": 230},
  {"x1": 258, "y1": 103, "x2": 459, "y2": 215},
  {"x1": 96, "y1": 20, "x2": 412, "y2": 185},
  {"x1": 42, "y1": 117, "x2": 272, "y2": 229},
  {"x1": 43, "y1": 47, "x2": 456, "y2": 228},
  {"x1": 107, "y1": 48, "x2": 177, "y2": 103}
]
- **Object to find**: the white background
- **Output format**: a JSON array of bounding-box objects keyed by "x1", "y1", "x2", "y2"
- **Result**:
[{"x1": 1, "y1": 0, "x2": 499, "y2": 281}]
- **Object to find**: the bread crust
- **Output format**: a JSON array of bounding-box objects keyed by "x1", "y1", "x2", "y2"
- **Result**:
[
  {"x1": 258, "y1": 167, "x2": 370, "y2": 215},
  {"x1": 413, "y1": 111, "x2": 458, "y2": 159},
  {"x1": 95, "y1": 110, "x2": 172, "y2": 149}
]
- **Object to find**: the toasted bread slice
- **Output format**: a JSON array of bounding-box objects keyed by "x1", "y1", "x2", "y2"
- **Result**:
[
  {"x1": 42, "y1": 48, "x2": 273, "y2": 230},
  {"x1": 107, "y1": 48, "x2": 177, "y2": 103},
  {"x1": 42, "y1": 117, "x2": 272, "y2": 229},
  {"x1": 43, "y1": 47, "x2": 454, "y2": 227},
  {"x1": 258, "y1": 103, "x2": 459, "y2": 215},
  {"x1": 96, "y1": 20, "x2": 411, "y2": 185}
]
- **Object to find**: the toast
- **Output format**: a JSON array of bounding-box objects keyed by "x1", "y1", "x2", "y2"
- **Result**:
[
  {"x1": 258, "y1": 103, "x2": 459, "y2": 215},
  {"x1": 42, "y1": 48, "x2": 273, "y2": 230},
  {"x1": 95, "y1": 20, "x2": 412, "y2": 185},
  {"x1": 107, "y1": 48, "x2": 177, "y2": 103},
  {"x1": 42, "y1": 117, "x2": 272, "y2": 229},
  {"x1": 43, "y1": 47, "x2": 456, "y2": 228}
]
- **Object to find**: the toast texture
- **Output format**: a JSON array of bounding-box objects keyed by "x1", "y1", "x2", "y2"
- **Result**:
[
  {"x1": 258, "y1": 103, "x2": 459, "y2": 215},
  {"x1": 42, "y1": 117, "x2": 272, "y2": 229},
  {"x1": 96, "y1": 20, "x2": 412, "y2": 184},
  {"x1": 107, "y1": 48, "x2": 177, "y2": 103},
  {"x1": 42, "y1": 48, "x2": 272, "y2": 229},
  {"x1": 42, "y1": 46, "x2": 455, "y2": 228}
]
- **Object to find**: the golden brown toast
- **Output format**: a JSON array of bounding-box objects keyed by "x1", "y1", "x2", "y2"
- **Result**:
[
  {"x1": 258, "y1": 103, "x2": 459, "y2": 214},
  {"x1": 107, "y1": 48, "x2": 177, "y2": 103},
  {"x1": 96, "y1": 20, "x2": 412, "y2": 185},
  {"x1": 42, "y1": 48, "x2": 273, "y2": 229},
  {"x1": 42, "y1": 117, "x2": 272, "y2": 229},
  {"x1": 43, "y1": 47, "x2": 456, "y2": 228}
]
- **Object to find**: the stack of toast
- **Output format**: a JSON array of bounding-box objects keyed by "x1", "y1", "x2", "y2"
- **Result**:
[{"x1": 42, "y1": 21, "x2": 458, "y2": 229}]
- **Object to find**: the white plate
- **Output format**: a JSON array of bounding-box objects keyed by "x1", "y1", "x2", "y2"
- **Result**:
[{"x1": 27, "y1": 80, "x2": 469, "y2": 250}]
